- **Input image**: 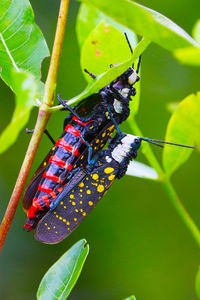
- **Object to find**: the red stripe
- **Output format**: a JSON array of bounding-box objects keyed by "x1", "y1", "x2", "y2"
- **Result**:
[
  {"x1": 57, "y1": 187, "x2": 63, "y2": 192},
  {"x1": 64, "y1": 124, "x2": 80, "y2": 137},
  {"x1": 43, "y1": 171, "x2": 60, "y2": 183},
  {"x1": 73, "y1": 148, "x2": 80, "y2": 157},
  {"x1": 49, "y1": 155, "x2": 66, "y2": 168},
  {"x1": 67, "y1": 164, "x2": 72, "y2": 171},
  {"x1": 41, "y1": 195, "x2": 50, "y2": 207},
  {"x1": 38, "y1": 184, "x2": 57, "y2": 199},
  {"x1": 55, "y1": 138, "x2": 73, "y2": 152},
  {"x1": 72, "y1": 116, "x2": 93, "y2": 126}
]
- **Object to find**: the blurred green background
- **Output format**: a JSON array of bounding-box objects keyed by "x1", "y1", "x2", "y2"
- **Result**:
[{"x1": 0, "y1": 0, "x2": 200, "y2": 299}]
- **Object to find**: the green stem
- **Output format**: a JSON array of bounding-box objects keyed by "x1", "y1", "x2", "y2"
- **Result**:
[
  {"x1": 163, "y1": 181, "x2": 200, "y2": 247},
  {"x1": 130, "y1": 118, "x2": 200, "y2": 247}
]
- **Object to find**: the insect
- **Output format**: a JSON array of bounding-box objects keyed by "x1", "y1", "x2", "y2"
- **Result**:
[
  {"x1": 34, "y1": 133, "x2": 195, "y2": 244},
  {"x1": 23, "y1": 35, "x2": 141, "y2": 231}
]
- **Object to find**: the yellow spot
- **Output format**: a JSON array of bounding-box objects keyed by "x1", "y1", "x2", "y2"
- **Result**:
[
  {"x1": 59, "y1": 216, "x2": 62, "y2": 220},
  {"x1": 56, "y1": 215, "x2": 58, "y2": 218},
  {"x1": 53, "y1": 226, "x2": 56, "y2": 229},
  {"x1": 47, "y1": 227, "x2": 50, "y2": 230},
  {"x1": 108, "y1": 125, "x2": 114, "y2": 131},
  {"x1": 86, "y1": 177, "x2": 89, "y2": 180},
  {"x1": 70, "y1": 194, "x2": 74, "y2": 199},
  {"x1": 96, "y1": 139, "x2": 99, "y2": 143},
  {"x1": 75, "y1": 209, "x2": 79, "y2": 212},
  {"x1": 92, "y1": 174, "x2": 99, "y2": 180},
  {"x1": 91, "y1": 182, "x2": 98, "y2": 186},
  {"x1": 104, "y1": 167, "x2": 114, "y2": 174},
  {"x1": 108, "y1": 174, "x2": 115, "y2": 181},
  {"x1": 97, "y1": 185, "x2": 104, "y2": 193},
  {"x1": 90, "y1": 125, "x2": 94, "y2": 129},
  {"x1": 80, "y1": 189, "x2": 83, "y2": 192},
  {"x1": 81, "y1": 155, "x2": 84, "y2": 160},
  {"x1": 43, "y1": 162, "x2": 47, "y2": 166},
  {"x1": 67, "y1": 222, "x2": 70, "y2": 225},
  {"x1": 72, "y1": 201, "x2": 76, "y2": 206},
  {"x1": 64, "y1": 206, "x2": 66, "y2": 209},
  {"x1": 94, "y1": 146, "x2": 97, "y2": 150},
  {"x1": 52, "y1": 147, "x2": 55, "y2": 151},
  {"x1": 74, "y1": 164, "x2": 77, "y2": 168},
  {"x1": 102, "y1": 132, "x2": 106, "y2": 137},
  {"x1": 45, "y1": 223, "x2": 47, "y2": 226},
  {"x1": 54, "y1": 212, "x2": 56, "y2": 214},
  {"x1": 80, "y1": 201, "x2": 83, "y2": 204},
  {"x1": 60, "y1": 201, "x2": 63, "y2": 205},
  {"x1": 82, "y1": 212, "x2": 86, "y2": 216},
  {"x1": 63, "y1": 219, "x2": 66, "y2": 222},
  {"x1": 80, "y1": 209, "x2": 83, "y2": 212},
  {"x1": 79, "y1": 182, "x2": 84, "y2": 188},
  {"x1": 89, "y1": 201, "x2": 93, "y2": 206},
  {"x1": 55, "y1": 231, "x2": 58, "y2": 234},
  {"x1": 67, "y1": 228, "x2": 70, "y2": 231},
  {"x1": 100, "y1": 144, "x2": 104, "y2": 148},
  {"x1": 74, "y1": 218, "x2": 77, "y2": 222},
  {"x1": 87, "y1": 190, "x2": 91, "y2": 194}
]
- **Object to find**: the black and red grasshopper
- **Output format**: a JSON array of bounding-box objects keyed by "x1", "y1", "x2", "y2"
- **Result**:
[
  {"x1": 34, "y1": 133, "x2": 196, "y2": 244},
  {"x1": 23, "y1": 39, "x2": 141, "y2": 231}
]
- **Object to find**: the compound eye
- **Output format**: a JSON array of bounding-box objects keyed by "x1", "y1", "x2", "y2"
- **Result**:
[
  {"x1": 135, "y1": 138, "x2": 140, "y2": 144},
  {"x1": 128, "y1": 70, "x2": 137, "y2": 85}
]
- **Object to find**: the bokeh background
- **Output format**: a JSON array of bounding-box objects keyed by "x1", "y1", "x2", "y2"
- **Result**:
[{"x1": 0, "y1": 0, "x2": 200, "y2": 299}]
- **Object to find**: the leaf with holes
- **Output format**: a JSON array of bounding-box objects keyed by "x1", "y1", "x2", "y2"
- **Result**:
[
  {"x1": 37, "y1": 239, "x2": 89, "y2": 300},
  {"x1": 163, "y1": 93, "x2": 200, "y2": 177},
  {"x1": 78, "y1": 0, "x2": 197, "y2": 51}
]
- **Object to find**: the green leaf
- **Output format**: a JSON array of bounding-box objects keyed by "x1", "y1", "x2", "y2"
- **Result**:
[
  {"x1": 37, "y1": 239, "x2": 89, "y2": 300},
  {"x1": 0, "y1": 0, "x2": 49, "y2": 153},
  {"x1": 163, "y1": 93, "x2": 200, "y2": 177},
  {"x1": 173, "y1": 46, "x2": 200, "y2": 66},
  {"x1": 0, "y1": 0, "x2": 49, "y2": 89},
  {"x1": 81, "y1": 21, "x2": 136, "y2": 79},
  {"x1": 192, "y1": 19, "x2": 200, "y2": 44},
  {"x1": 195, "y1": 266, "x2": 200, "y2": 299},
  {"x1": 124, "y1": 296, "x2": 136, "y2": 300},
  {"x1": 76, "y1": 3, "x2": 138, "y2": 50},
  {"x1": 66, "y1": 37, "x2": 150, "y2": 107},
  {"x1": 79, "y1": 17, "x2": 141, "y2": 116},
  {"x1": 78, "y1": 0, "x2": 197, "y2": 51},
  {"x1": 0, "y1": 69, "x2": 37, "y2": 154},
  {"x1": 126, "y1": 161, "x2": 158, "y2": 180}
]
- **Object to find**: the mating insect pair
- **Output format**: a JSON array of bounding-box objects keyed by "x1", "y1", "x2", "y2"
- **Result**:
[{"x1": 23, "y1": 34, "x2": 141, "y2": 233}]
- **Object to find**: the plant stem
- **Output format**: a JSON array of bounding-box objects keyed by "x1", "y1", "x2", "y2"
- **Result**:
[
  {"x1": 163, "y1": 180, "x2": 200, "y2": 247},
  {"x1": 130, "y1": 118, "x2": 200, "y2": 247},
  {"x1": 0, "y1": 0, "x2": 69, "y2": 253}
]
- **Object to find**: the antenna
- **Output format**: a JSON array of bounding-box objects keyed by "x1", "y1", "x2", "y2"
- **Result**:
[
  {"x1": 141, "y1": 137, "x2": 196, "y2": 149},
  {"x1": 124, "y1": 32, "x2": 133, "y2": 54},
  {"x1": 136, "y1": 55, "x2": 141, "y2": 74}
]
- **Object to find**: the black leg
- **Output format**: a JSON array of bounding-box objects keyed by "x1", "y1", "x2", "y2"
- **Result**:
[
  {"x1": 84, "y1": 69, "x2": 96, "y2": 79},
  {"x1": 26, "y1": 128, "x2": 56, "y2": 145},
  {"x1": 58, "y1": 95, "x2": 86, "y2": 122}
]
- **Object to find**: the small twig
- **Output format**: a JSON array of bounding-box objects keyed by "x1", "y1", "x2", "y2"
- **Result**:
[{"x1": 0, "y1": 0, "x2": 70, "y2": 252}]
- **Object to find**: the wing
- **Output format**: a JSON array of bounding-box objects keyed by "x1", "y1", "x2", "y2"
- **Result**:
[
  {"x1": 35, "y1": 162, "x2": 117, "y2": 244},
  {"x1": 23, "y1": 149, "x2": 53, "y2": 211}
]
